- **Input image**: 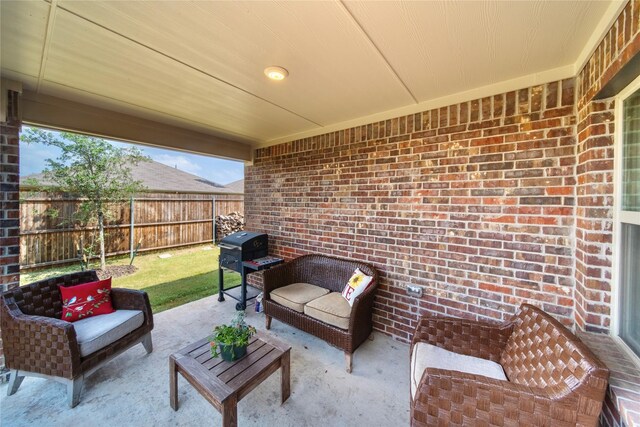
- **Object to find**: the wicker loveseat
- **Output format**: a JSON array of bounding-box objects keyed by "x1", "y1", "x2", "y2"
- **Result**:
[
  {"x1": 1, "y1": 270, "x2": 154, "y2": 407},
  {"x1": 263, "y1": 254, "x2": 378, "y2": 373},
  {"x1": 410, "y1": 304, "x2": 609, "y2": 426}
]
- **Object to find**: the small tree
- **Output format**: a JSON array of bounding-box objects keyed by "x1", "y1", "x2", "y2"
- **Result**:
[{"x1": 22, "y1": 128, "x2": 149, "y2": 271}]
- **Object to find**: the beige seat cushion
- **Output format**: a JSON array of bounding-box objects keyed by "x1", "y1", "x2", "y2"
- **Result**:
[
  {"x1": 304, "y1": 292, "x2": 351, "y2": 330},
  {"x1": 410, "y1": 342, "x2": 507, "y2": 399},
  {"x1": 74, "y1": 310, "x2": 144, "y2": 357},
  {"x1": 270, "y1": 282, "x2": 329, "y2": 313}
]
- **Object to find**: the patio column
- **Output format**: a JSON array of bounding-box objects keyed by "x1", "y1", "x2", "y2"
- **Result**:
[
  {"x1": 0, "y1": 88, "x2": 20, "y2": 291},
  {"x1": 0, "y1": 88, "x2": 21, "y2": 377}
]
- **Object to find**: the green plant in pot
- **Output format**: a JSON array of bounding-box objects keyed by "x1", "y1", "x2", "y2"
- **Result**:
[{"x1": 209, "y1": 311, "x2": 257, "y2": 361}]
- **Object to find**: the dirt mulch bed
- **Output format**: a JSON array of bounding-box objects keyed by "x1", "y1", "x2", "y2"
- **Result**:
[{"x1": 96, "y1": 265, "x2": 138, "y2": 280}]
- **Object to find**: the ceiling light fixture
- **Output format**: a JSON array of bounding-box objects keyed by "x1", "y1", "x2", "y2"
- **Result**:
[{"x1": 264, "y1": 66, "x2": 289, "y2": 81}]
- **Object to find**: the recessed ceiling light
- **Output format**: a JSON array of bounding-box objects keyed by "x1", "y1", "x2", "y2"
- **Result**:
[{"x1": 264, "y1": 66, "x2": 288, "y2": 81}]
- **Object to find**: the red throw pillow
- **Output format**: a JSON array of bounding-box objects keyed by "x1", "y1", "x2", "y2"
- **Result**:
[{"x1": 59, "y1": 278, "x2": 115, "y2": 322}]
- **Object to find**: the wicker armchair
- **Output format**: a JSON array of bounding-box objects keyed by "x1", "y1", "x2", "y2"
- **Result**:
[
  {"x1": 411, "y1": 304, "x2": 609, "y2": 426},
  {"x1": 1, "y1": 270, "x2": 154, "y2": 407},
  {"x1": 263, "y1": 254, "x2": 378, "y2": 373}
]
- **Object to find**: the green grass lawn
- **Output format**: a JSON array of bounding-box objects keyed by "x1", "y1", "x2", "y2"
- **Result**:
[{"x1": 20, "y1": 245, "x2": 242, "y2": 313}]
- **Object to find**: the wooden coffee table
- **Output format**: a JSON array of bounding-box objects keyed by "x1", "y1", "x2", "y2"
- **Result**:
[{"x1": 169, "y1": 331, "x2": 291, "y2": 427}]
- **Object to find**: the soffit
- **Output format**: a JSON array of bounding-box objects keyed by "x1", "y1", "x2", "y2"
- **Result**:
[
  {"x1": 43, "y1": 9, "x2": 315, "y2": 142},
  {"x1": 0, "y1": 0, "x2": 618, "y2": 153},
  {"x1": 0, "y1": 1, "x2": 49, "y2": 87},
  {"x1": 58, "y1": 1, "x2": 414, "y2": 126},
  {"x1": 343, "y1": 1, "x2": 606, "y2": 102}
]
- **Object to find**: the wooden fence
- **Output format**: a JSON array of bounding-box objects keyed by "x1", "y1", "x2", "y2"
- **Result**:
[{"x1": 20, "y1": 192, "x2": 244, "y2": 269}]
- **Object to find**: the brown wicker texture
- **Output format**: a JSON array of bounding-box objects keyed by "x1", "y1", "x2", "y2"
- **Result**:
[
  {"x1": 1, "y1": 271, "x2": 154, "y2": 380},
  {"x1": 411, "y1": 304, "x2": 609, "y2": 427},
  {"x1": 263, "y1": 254, "x2": 378, "y2": 359}
]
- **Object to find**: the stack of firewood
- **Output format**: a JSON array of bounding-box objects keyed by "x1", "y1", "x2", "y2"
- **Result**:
[{"x1": 215, "y1": 212, "x2": 245, "y2": 241}]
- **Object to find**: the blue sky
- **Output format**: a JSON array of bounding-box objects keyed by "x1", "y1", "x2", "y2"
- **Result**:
[{"x1": 19, "y1": 127, "x2": 245, "y2": 185}]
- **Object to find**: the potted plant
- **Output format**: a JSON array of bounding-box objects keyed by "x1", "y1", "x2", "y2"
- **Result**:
[{"x1": 209, "y1": 311, "x2": 257, "y2": 361}]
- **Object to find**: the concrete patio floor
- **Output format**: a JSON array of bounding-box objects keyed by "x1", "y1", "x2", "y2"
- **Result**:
[{"x1": 0, "y1": 293, "x2": 410, "y2": 426}]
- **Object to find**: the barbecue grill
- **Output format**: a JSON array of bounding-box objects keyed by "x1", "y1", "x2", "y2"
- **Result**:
[
  {"x1": 219, "y1": 231, "x2": 268, "y2": 273},
  {"x1": 218, "y1": 231, "x2": 271, "y2": 310}
]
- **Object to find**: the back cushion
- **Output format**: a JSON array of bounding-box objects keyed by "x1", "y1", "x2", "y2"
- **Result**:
[
  {"x1": 10, "y1": 271, "x2": 99, "y2": 319},
  {"x1": 500, "y1": 305, "x2": 590, "y2": 390}
]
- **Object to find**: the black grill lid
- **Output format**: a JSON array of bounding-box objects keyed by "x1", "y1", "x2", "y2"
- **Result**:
[{"x1": 219, "y1": 231, "x2": 267, "y2": 251}]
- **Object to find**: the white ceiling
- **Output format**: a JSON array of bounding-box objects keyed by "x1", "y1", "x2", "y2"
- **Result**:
[{"x1": 0, "y1": 0, "x2": 620, "y2": 153}]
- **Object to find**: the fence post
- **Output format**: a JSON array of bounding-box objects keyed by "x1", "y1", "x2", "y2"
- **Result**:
[
  {"x1": 129, "y1": 197, "x2": 135, "y2": 260},
  {"x1": 212, "y1": 196, "x2": 216, "y2": 244}
]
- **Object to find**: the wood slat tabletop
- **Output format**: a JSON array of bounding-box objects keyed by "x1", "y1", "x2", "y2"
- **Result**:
[{"x1": 170, "y1": 330, "x2": 291, "y2": 425}]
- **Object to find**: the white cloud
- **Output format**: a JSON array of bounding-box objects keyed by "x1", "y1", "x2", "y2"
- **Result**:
[{"x1": 153, "y1": 154, "x2": 203, "y2": 176}]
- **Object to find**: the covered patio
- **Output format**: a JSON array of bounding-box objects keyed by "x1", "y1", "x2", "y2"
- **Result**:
[
  {"x1": 0, "y1": 296, "x2": 409, "y2": 426},
  {"x1": 1, "y1": 0, "x2": 640, "y2": 426}
]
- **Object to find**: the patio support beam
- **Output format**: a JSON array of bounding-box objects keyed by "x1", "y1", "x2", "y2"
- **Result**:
[
  {"x1": 0, "y1": 79, "x2": 22, "y2": 123},
  {"x1": 20, "y1": 91, "x2": 253, "y2": 161},
  {"x1": 0, "y1": 87, "x2": 21, "y2": 292}
]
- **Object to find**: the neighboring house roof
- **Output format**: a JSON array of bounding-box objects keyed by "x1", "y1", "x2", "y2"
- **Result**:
[
  {"x1": 21, "y1": 160, "x2": 242, "y2": 195},
  {"x1": 225, "y1": 179, "x2": 244, "y2": 194}
]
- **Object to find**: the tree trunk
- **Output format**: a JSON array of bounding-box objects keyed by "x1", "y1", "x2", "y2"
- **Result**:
[{"x1": 98, "y1": 212, "x2": 106, "y2": 271}]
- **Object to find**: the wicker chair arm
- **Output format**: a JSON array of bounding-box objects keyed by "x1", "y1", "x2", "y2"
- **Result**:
[
  {"x1": 412, "y1": 369, "x2": 574, "y2": 426},
  {"x1": 1, "y1": 301, "x2": 81, "y2": 378},
  {"x1": 412, "y1": 315, "x2": 513, "y2": 362},
  {"x1": 262, "y1": 261, "x2": 295, "y2": 299},
  {"x1": 110, "y1": 288, "x2": 153, "y2": 328}
]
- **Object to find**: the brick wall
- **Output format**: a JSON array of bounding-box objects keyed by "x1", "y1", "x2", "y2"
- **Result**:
[
  {"x1": 0, "y1": 90, "x2": 21, "y2": 373},
  {"x1": 247, "y1": 79, "x2": 578, "y2": 339},
  {"x1": 577, "y1": 0, "x2": 640, "y2": 111},
  {"x1": 574, "y1": 0, "x2": 640, "y2": 333},
  {"x1": 573, "y1": 1, "x2": 640, "y2": 424}
]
